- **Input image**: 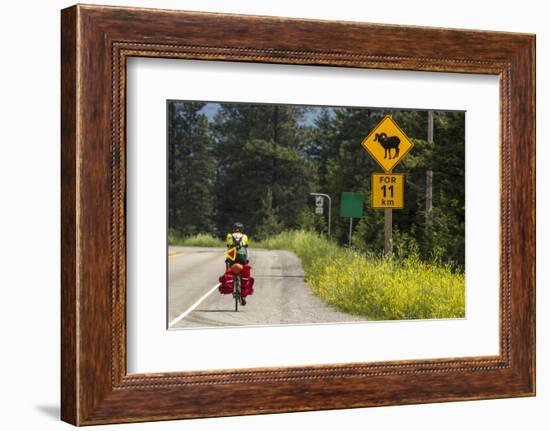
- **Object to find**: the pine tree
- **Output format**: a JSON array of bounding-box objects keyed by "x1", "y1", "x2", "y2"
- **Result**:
[
  {"x1": 212, "y1": 103, "x2": 314, "y2": 237},
  {"x1": 255, "y1": 187, "x2": 283, "y2": 239},
  {"x1": 167, "y1": 101, "x2": 215, "y2": 236}
]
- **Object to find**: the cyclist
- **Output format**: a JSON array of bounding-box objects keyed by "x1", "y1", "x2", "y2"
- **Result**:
[
  {"x1": 226, "y1": 222, "x2": 249, "y2": 267},
  {"x1": 225, "y1": 222, "x2": 250, "y2": 305}
]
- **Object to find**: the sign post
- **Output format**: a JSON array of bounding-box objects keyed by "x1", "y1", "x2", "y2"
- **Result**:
[
  {"x1": 384, "y1": 209, "x2": 392, "y2": 255},
  {"x1": 348, "y1": 217, "x2": 353, "y2": 247},
  {"x1": 426, "y1": 110, "x2": 434, "y2": 231},
  {"x1": 315, "y1": 196, "x2": 324, "y2": 215},
  {"x1": 310, "y1": 192, "x2": 332, "y2": 239},
  {"x1": 360, "y1": 115, "x2": 414, "y2": 256},
  {"x1": 340, "y1": 192, "x2": 364, "y2": 247},
  {"x1": 371, "y1": 173, "x2": 404, "y2": 254}
]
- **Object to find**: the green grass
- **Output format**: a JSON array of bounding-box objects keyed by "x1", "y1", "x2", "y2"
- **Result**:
[
  {"x1": 168, "y1": 232, "x2": 224, "y2": 247},
  {"x1": 258, "y1": 230, "x2": 465, "y2": 320}
]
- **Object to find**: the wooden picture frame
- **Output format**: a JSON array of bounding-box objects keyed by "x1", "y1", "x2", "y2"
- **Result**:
[{"x1": 61, "y1": 4, "x2": 535, "y2": 425}]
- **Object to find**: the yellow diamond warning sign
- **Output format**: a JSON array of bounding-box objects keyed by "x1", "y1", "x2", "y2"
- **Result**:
[
  {"x1": 361, "y1": 115, "x2": 414, "y2": 172},
  {"x1": 372, "y1": 173, "x2": 404, "y2": 209},
  {"x1": 225, "y1": 247, "x2": 237, "y2": 261}
]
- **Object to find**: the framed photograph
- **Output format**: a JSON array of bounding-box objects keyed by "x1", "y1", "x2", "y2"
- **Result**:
[{"x1": 61, "y1": 4, "x2": 535, "y2": 425}]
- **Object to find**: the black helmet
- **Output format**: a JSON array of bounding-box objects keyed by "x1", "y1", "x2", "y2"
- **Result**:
[{"x1": 233, "y1": 222, "x2": 244, "y2": 232}]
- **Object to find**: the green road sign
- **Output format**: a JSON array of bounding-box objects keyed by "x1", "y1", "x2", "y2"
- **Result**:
[{"x1": 340, "y1": 192, "x2": 364, "y2": 218}]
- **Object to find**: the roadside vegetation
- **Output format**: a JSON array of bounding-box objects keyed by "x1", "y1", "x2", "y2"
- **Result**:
[
  {"x1": 258, "y1": 231, "x2": 464, "y2": 320},
  {"x1": 168, "y1": 231, "x2": 224, "y2": 247}
]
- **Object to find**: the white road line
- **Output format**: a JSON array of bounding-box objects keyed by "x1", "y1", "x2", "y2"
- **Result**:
[{"x1": 169, "y1": 283, "x2": 221, "y2": 327}]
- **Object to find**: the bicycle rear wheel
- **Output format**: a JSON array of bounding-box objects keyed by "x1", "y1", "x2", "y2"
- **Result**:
[{"x1": 233, "y1": 277, "x2": 241, "y2": 312}]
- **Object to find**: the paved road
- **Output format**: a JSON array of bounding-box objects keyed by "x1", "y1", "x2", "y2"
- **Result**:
[{"x1": 168, "y1": 246, "x2": 363, "y2": 329}]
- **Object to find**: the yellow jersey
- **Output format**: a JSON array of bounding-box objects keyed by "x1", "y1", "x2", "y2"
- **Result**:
[{"x1": 226, "y1": 232, "x2": 249, "y2": 248}]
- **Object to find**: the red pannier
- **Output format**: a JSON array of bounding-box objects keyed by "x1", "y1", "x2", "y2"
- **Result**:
[
  {"x1": 241, "y1": 264, "x2": 255, "y2": 297},
  {"x1": 218, "y1": 270, "x2": 234, "y2": 294},
  {"x1": 217, "y1": 264, "x2": 254, "y2": 296}
]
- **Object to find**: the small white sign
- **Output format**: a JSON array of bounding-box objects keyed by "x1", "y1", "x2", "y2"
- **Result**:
[
  {"x1": 315, "y1": 206, "x2": 324, "y2": 215},
  {"x1": 315, "y1": 196, "x2": 324, "y2": 207}
]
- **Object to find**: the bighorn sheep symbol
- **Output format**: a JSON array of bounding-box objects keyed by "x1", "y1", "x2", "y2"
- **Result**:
[{"x1": 374, "y1": 132, "x2": 401, "y2": 159}]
